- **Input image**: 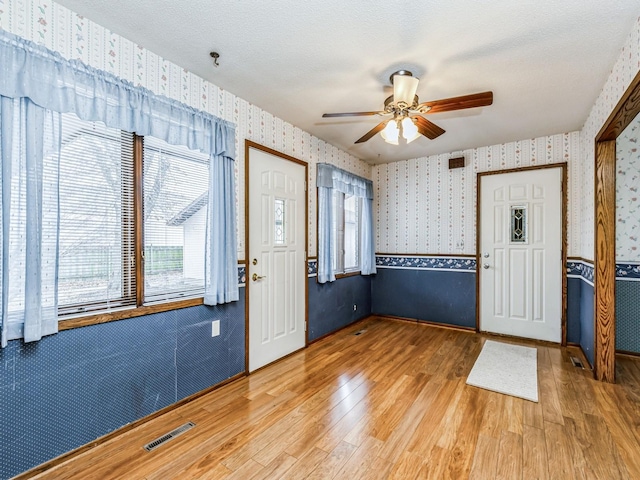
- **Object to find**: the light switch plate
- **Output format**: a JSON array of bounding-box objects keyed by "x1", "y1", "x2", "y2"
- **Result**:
[{"x1": 212, "y1": 320, "x2": 220, "y2": 337}]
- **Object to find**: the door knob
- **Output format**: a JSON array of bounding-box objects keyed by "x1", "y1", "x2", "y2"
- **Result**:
[
  {"x1": 252, "y1": 273, "x2": 266, "y2": 281},
  {"x1": 484, "y1": 253, "x2": 490, "y2": 258},
  {"x1": 483, "y1": 263, "x2": 490, "y2": 269}
]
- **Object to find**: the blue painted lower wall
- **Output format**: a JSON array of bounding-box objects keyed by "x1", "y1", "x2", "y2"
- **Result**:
[
  {"x1": 566, "y1": 277, "x2": 582, "y2": 345},
  {"x1": 616, "y1": 280, "x2": 640, "y2": 354},
  {"x1": 579, "y1": 280, "x2": 595, "y2": 367},
  {"x1": 0, "y1": 296, "x2": 245, "y2": 479},
  {"x1": 308, "y1": 274, "x2": 372, "y2": 342},
  {"x1": 371, "y1": 268, "x2": 476, "y2": 328},
  {"x1": 371, "y1": 265, "x2": 587, "y2": 349}
]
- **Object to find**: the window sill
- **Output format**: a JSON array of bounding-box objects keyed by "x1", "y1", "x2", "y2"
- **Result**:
[
  {"x1": 335, "y1": 270, "x2": 361, "y2": 279},
  {"x1": 58, "y1": 297, "x2": 204, "y2": 331}
]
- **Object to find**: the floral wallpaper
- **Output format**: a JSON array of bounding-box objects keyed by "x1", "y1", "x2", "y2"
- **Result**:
[
  {"x1": 0, "y1": 0, "x2": 372, "y2": 260},
  {"x1": 373, "y1": 132, "x2": 581, "y2": 255},
  {"x1": 617, "y1": 113, "x2": 640, "y2": 262},
  {"x1": 579, "y1": 15, "x2": 640, "y2": 261}
]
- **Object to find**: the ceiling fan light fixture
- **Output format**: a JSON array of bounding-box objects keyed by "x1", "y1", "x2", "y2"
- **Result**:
[
  {"x1": 401, "y1": 117, "x2": 420, "y2": 143},
  {"x1": 381, "y1": 119, "x2": 399, "y2": 145},
  {"x1": 393, "y1": 73, "x2": 419, "y2": 107}
]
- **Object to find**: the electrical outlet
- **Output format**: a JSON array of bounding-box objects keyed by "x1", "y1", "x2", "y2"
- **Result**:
[
  {"x1": 353, "y1": 304, "x2": 357, "y2": 311},
  {"x1": 211, "y1": 320, "x2": 220, "y2": 337}
]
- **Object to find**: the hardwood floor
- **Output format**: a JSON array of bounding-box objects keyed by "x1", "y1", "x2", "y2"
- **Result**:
[{"x1": 31, "y1": 317, "x2": 640, "y2": 479}]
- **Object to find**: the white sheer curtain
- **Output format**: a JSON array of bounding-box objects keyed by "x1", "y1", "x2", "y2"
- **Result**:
[
  {"x1": 0, "y1": 29, "x2": 238, "y2": 345},
  {"x1": 1, "y1": 97, "x2": 60, "y2": 347},
  {"x1": 316, "y1": 163, "x2": 376, "y2": 284}
]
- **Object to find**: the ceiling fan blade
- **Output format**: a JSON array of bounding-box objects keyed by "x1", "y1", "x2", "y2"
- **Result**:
[
  {"x1": 414, "y1": 116, "x2": 446, "y2": 140},
  {"x1": 418, "y1": 91, "x2": 493, "y2": 114},
  {"x1": 355, "y1": 120, "x2": 389, "y2": 144},
  {"x1": 322, "y1": 111, "x2": 385, "y2": 118}
]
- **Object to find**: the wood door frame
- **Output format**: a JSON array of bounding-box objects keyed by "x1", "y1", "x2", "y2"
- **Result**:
[
  {"x1": 244, "y1": 140, "x2": 309, "y2": 374},
  {"x1": 594, "y1": 69, "x2": 640, "y2": 383},
  {"x1": 475, "y1": 163, "x2": 569, "y2": 345}
]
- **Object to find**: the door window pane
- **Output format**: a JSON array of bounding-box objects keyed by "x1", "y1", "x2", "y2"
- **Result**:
[
  {"x1": 511, "y1": 206, "x2": 527, "y2": 243},
  {"x1": 275, "y1": 198, "x2": 285, "y2": 245}
]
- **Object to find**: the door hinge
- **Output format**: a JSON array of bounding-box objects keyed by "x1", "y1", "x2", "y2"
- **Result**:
[{"x1": 304, "y1": 181, "x2": 307, "y2": 192}]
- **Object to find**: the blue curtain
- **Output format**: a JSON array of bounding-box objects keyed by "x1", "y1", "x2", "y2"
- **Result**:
[
  {"x1": 316, "y1": 163, "x2": 376, "y2": 283},
  {"x1": 1, "y1": 97, "x2": 60, "y2": 347},
  {"x1": 360, "y1": 197, "x2": 376, "y2": 275},
  {"x1": 317, "y1": 186, "x2": 335, "y2": 283},
  {"x1": 0, "y1": 29, "x2": 238, "y2": 345},
  {"x1": 205, "y1": 155, "x2": 239, "y2": 305}
]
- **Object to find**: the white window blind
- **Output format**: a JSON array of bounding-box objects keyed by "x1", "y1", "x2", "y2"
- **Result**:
[
  {"x1": 142, "y1": 137, "x2": 209, "y2": 303},
  {"x1": 57, "y1": 113, "x2": 135, "y2": 315}
]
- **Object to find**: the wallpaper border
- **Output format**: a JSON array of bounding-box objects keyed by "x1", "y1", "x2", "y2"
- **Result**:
[{"x1": 375, "y1": 255, "x2": 477, "y2": 272}]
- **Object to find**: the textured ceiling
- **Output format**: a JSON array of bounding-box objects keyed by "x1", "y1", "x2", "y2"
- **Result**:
[{"x1": 56, "y1": 0, "x2": 640, "y2": 164}]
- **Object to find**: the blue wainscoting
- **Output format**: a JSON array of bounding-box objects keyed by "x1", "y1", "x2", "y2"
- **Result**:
[
  {"x1": 579, "y1": 280, "x2": 595, "y2": 367},
  {"x1": 566, "y1": 277, "x2": 582, "y2": 345},
  {"x1": 568, "y1": 260, "x2": 595, "y2": 367},
  {"x1": 616, "y1": 279, "x2": 640, "y2": 354},
  {"x1": 371, "y1": 258, "x2": 476, "y2": 329},
  {"x1": 307, "y1": 271, "x2": 372, "y2": 342},
  {"x1": 0, "y1": 296, "x2": 245, "y2": 479}
]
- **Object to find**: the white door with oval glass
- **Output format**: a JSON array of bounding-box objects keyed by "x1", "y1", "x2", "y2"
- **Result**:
[
  {"x1": 248, "y1": 146, "x2": 306, "y2": 372},
  {"x1": 479, "y1": 167, "x2": 562, "y2": 343}
]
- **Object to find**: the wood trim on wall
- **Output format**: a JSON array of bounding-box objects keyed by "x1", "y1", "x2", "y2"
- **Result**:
[
  {"x1": 567, "y1": 256, "x2": 594, "y2": 265},
  {"x1": 244, "y1": 140, "x2": 310, "y2": 373},
  {"x1": 475, "y1": 162, "x2": 568, "y2": 345},
  {"x1": 593, "y1": 69, "x2": 640, "y2": 383}
]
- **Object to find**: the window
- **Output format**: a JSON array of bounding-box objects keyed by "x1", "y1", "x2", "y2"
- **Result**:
[
  {"x1": 57, "y1": 113, "x2": 135, "y2": 315},
  {"x1": 143, "y1": 137, "x2": 209, "y2": 303},
  {"x1": 332, "y1": 191, "x2": 360, "y2": 274},
  {"x1": 56, "y1": 114, "x2": 210, "y2": 318},
  {"x1": 1, "y1": 32, "x2": 237, "y2": 344}
]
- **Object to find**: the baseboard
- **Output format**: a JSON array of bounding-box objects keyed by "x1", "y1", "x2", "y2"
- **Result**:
[
  {"x1": 14, "y1": 371, "x2": 246, "y2": 479},
  {"x1": 616, "y1": 349, "x2": 640, "y2": 359},
  {"x1": 373, "y1": 314, "x2": 476, "y2": 333},
  {"x1": 308, "y1": 315, "x2": 374, "y2": 345}
]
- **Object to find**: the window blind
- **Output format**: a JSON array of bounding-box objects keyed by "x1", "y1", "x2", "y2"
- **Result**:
[{"x1": 57, "y1": 113, "x2": 135, "y2": 315}]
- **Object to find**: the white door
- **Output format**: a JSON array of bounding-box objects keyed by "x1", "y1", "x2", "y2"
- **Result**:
[
  {"x1": 479, "y1": 167, "x2": 562, "y2": 343},
  {"x1": 248, "y1": 146, "x2": 306, "y2": 372}
]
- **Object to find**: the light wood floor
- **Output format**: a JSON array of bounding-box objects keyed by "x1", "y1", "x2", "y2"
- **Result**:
[{"x1": 31, "y1": 317, "x2": 640, "y2": 479}]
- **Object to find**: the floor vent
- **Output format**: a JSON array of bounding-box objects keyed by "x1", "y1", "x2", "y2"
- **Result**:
[
  {"x1": 143, "y1": 422, "x2": 195, "y2": 452},
  {"x1": 354, "y1": 329, "x2": 367, "y2": 336},
  {"x1": 570, "y1": 356, "x2": 584, "y2": 369}
]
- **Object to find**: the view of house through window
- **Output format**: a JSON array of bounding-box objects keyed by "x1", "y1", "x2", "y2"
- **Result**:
[{"x1": 143, "y1": 137, "x2": 209, "y2": 302}]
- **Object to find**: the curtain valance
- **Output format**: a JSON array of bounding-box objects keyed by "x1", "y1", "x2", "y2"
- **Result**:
[
  {"x1": 0, "y1": 29, "x2": 235, "y2": 159},
  {"x1": 317, "y1": 163, "x2": 373, "y2": 199}
]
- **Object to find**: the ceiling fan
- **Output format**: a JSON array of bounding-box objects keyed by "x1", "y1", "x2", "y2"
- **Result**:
[{"x1": 322, "y1": 70, "x2": 493, "y2": 145}]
